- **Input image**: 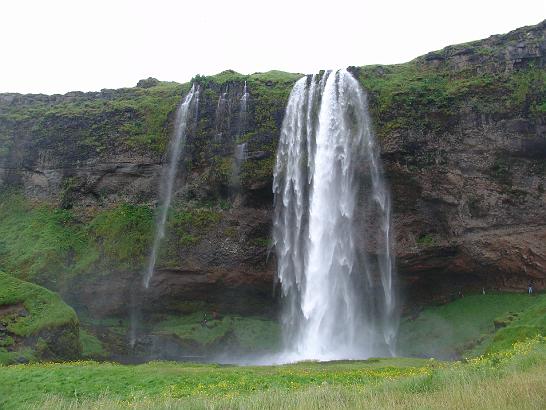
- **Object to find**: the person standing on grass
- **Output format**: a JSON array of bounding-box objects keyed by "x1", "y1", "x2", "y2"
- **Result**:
[{"x1": 528, "y1": 280, "x2": 533, "y2": 295}]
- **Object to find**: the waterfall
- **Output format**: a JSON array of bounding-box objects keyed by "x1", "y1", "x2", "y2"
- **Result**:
[
  {"x1": 272, "y1": 69, "x2": 397, "y2": 361},
  {"x1": 235, "y1": 142, "x2": 247, "y2": 163},
  {"x1": 215, "y1": 86, "x2": 229, "y2": 137},
  {"x1": 143, "y1": 85, "x2": 198, "y2": 288},
  {"x1": 238, "y1": 81, "x2": 249, "y2": 136},
  {"x1": 230, "y1": 142, "x2": 247, "y2": 194}
]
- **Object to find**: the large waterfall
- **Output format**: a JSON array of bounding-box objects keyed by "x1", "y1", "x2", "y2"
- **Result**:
[
  {"x1": 272, "y1": 69, "x2": 397, "y2": 361},
  {"x1": 143, "y1": 85, "x2": 199, "y2": 288}
]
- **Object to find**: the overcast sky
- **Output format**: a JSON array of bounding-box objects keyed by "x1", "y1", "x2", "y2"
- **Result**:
[{"x1": 1, "y1": 0, "x2": 544, "y2": 94}]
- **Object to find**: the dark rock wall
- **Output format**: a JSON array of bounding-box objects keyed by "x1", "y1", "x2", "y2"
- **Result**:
[{"x1": 0, "y1": 22, "x2": 544, "y2": 317}]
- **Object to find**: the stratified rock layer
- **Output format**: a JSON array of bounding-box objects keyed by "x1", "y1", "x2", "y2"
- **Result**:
[{"x1": 0, "y1": 22, "x2": 544, "y2": 317}]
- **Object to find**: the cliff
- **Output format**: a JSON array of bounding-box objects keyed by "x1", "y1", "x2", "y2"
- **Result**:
[{"x1": 0, "y1": 21, "x2": 544, "y2": 325}]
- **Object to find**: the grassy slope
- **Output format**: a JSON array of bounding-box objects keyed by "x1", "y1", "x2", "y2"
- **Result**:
[
  {"x1": 0, "y1": 272, "x2": 79, "y2": 364},
  {"x1": 79, "y1": 329, "x2": 106, "y2": 359},
  {"x1": 0, "y1": 191, "x2": 154, "y2": 284},
  {"x1": 398, "y1": 293, "x2": 546, "y2": 358},
  {"x1": 487, "y1": 294, "x2": 546, "y2": 353},
  {"x1": 151, "y1": 313, "x2": 280, "y2": 352},
  {"x1": 0, "y1": 272, "x2": 77, "y2": 337},
  {"x1": 0, "y1": 338, "x2": 544, "y2": 409}
]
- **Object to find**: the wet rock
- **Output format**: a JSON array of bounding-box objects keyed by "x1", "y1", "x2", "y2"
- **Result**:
[{"x1": 0, "y1": 21, "x2": 544, "y2": 318}]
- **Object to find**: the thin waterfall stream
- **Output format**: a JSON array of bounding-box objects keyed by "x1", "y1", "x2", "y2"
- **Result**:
[
  {"x1": 237, "y1": 81, "x2": 249, "y2": 137},
  {"x1": 143, "y1": 85, "x2": 198, "y2": 288},
  {"x1": 130, "y1": 85, "x2": 199, "y2": 348},
  {"x1": 273, "y1": 69, "x2": 397, "y2": 361}
]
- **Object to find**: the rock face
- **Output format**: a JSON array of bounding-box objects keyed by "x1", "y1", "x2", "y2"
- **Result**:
[
  {"x1": 376, "y1": 21, "x2": 546, "y2": 305},
  {"x1": 0, "y1": 22, "x2": 544, "y2": 319}
]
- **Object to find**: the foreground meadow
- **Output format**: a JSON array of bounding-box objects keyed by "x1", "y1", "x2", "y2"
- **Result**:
[{"x1": 1, "y1": 337, "x2": 545, "y2": 409}]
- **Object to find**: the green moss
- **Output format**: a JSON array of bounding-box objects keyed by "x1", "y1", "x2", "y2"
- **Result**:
[
  {"x1": 167, "y1": 207, "x2": 221, "y2": 245},
  {"x1": 0, "y1": 191, "x2": 156, "y2": 283},
  {"x1": 398, "y1": 293, "x2": 540, "y2": 358},
  {"x1": 206, "y1": 156, "x2": 233, "y2": 187},
  {"x1": 0, "y1": 336, "x2": 14, "y2": 348},
  {"x1": 0, "y1": 81, "x2": 186, "y2": 154},
  {"x1": 251, "y1": 238, "x2": 271, "y2": 248},
  {"x1": 489, "y1": 155, "x2": 513, "y2": 185},
  {"x1": 0, "y1": 191, "x2": 88, "y2": 284},
  {"x1": 157, "y1": 206, "x2": 223, "y2": 266},
  {"x1": 0, "y1": 272, "x2": 78, "y2": 338},
  {"x1": 0, "y1": 272, "x2": 80, "y2": 364},
  {"x1": 360, "y1": 63, "x2": 545, "y2": 139},
  {"x1": 170, "y1": 207, "x2": 221, "y2": 233},
  {"x1": 416, "y1": 234, "x2": 435, "y2": 246},
  {"x1": 0, "y1": 347, "x2": 34, "y2": 366},
  {"x1": 486, "y1": 295, "x2": 546, "y2": 353},
  {"x1": 241, "y1": 155, "x2": 276, "y2": 188},
  {"x1": 152, "y1": 313, "x2": 280, "y2": 351},
  {"x1": 79, "y1": 329, "x2": 106, "y2": 359},
  {"x1": 86, "y1": 204, "x2": 153, "y2": 272}
]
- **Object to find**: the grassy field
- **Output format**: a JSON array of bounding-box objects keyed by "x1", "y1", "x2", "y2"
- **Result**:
[
  {"x1": 2, "y1": 281, "x2": 545, "y2": 408},
  {"x1": 397, "y1": 293, "x2": 546, "y2": 358},
  {"x1": 151, "y1": 313, "x2": 280, "y2": 352},
  {"x1": 0, "y1": 337, "x2": 544, "y2": 409}
]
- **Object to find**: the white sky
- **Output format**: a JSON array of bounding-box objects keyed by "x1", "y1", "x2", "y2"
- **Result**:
[{"x1": 1, "y1": 0, "x2": 544, "y2": 94}]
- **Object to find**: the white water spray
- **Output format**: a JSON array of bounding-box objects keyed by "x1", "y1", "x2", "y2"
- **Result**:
[
  {"x1": 238, "y1": 81, "x2": 249, "y2": 136},
  {"x1": 143, "y1": 85, "x2": 198, "y2": 288},
  {"x1": 273, "y1": 70, "x2": 397, "y2": 362},
  {"x1": 215, "y1": 86, "x2": 229, "y2": 136},
  {"x1": 230, "y1": 142, "x2": 247, "y2": 193}
]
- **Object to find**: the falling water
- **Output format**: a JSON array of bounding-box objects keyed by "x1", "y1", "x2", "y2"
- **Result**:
[
  {"x1": 142, "y1": 85, "x2": 198, "y2": 288},
  {"x1": 215, "y1": 86, "x2": 229, "y2": 137},
  {"x1": 237, "y1": 81, "x2": 249, "y2": 136},
  {"x1": 235, "y1": 142, "x2": 247, "y2": 163},
  {"x1": 272, "y1": 69, "x2": 397, "y2": 362},
  {"x1": 230, "y1": 142, "x2": 247, "y2": 195}
]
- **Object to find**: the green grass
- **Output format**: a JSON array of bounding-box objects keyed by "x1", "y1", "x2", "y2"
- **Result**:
[
  {"x1": 0, "y1": 272, "x2": 79, "y2": 365},
  {"x1": 86, "y1": 203, "x2": 153, "y2": 272},
  {"x1": 360, "y1": 62, "x2": 545, "y2": 140},
  {"x1": 152, "y1": 313, "x2": 280, "y2": 352},
  {"x1": 398, "y1": 293, "x2": 544, "y2": 358},
  {"x1": 0, "y1": 272, "x2": 78, "y2": 338},
  {"x1": 1, "y1": 338, "x2": 544, "y2": 409},
  {"x1": 487, "y1": 294, "x2": 546, "y2": 353},
  {"x1": 0, "y1": 191, "x2": 230, "y2": 286},
  {"x1": 0, "y1": 191, "x2": 154, "y2": 284},
  {"x1": 0, "y1": 191, "x2": 89, "y2": 284},
  {"x1": 0, "y1": 81, "x2": 186, "y2": 154},
  {"x1": 0, "y1": 347, "x2": 34, "y2": 368},
  {"x1": 0, "y1": 356, "x2": 432, "y2": 409},
  {"x1": 79, "y1": 329, "x2": 106, "y2": 359}
]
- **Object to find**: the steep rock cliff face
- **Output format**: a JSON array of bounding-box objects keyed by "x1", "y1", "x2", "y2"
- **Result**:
[
  {"x1": 366, "y1": 21, "x2": 546, "y2": 304},
  {"x1": 0, "y1": 22, "x2": 544, "y2": 318}
]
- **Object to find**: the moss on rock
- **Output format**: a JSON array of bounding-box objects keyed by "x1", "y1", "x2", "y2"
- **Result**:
[{"x1": 0, "y1": 272, "x2": 80, "y2": 364}]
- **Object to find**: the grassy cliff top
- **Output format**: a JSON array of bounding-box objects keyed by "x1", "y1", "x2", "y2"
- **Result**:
[{"x1": 0, "y1": 20, "x2": 542, "y2": 160}]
